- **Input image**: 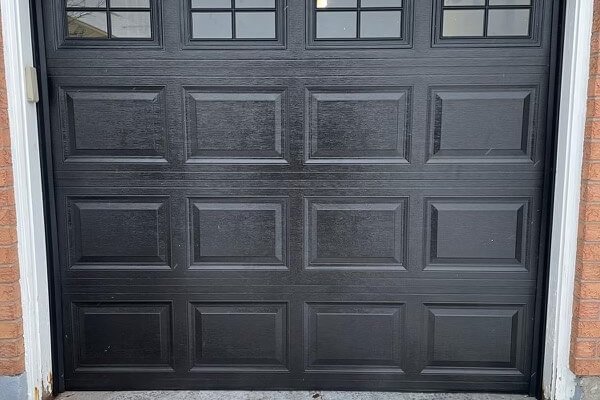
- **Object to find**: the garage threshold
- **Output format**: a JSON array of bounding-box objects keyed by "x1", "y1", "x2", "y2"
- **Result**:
[{"x1": 57, "y1": 391, "x2": 536, "y2": 400}]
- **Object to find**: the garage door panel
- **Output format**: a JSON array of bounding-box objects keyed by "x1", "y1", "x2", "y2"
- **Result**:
[
  {"x1": 304, "y1": 197, "x2": 408, "y2": 270},
  {"x1": 58, "y1": 86, "x2": 169, "y2": 163},
  {"x1": 303, "y1": 302, "x2": 406, "y2": 373},
  {"x1": 304, "y1": 87, "x2": 411, "y2": 164},
  {"x1": 62, "y1": 293, "x2": 534, "y2": 388},
  {"x1": 48, "y1": 75, "x2": 548, "y2": 174},
  {"x1": 427, "y1": 86, "x2": 537, "y2": 163},
  {"x1": 184, "y1": 87, "x2": 288, "y2": 164},
  {"x1": 424, "y1": 197, "x2": 531, "y2": 272},
  {"x1": 189, "y1": 302, "x2": 289, "y2": 371},
  {"x1": 189, "y1": 197, "x2": 289, "y2": 270},
  {"x1": 54, "y1": 187, "x2": 542, "y2": 281},
  {"x1": 67, "y1": 301, "x2": 174, "y2": 373},
  {"x1": 42, "y1": 0, "x2": 555, "y2": 61},
  {"x1": 421, "y1": 303, "x2": 528, "y2": 376},
  {"x1": 63, "y1": 196, "x2": 172, "y2": 270}
]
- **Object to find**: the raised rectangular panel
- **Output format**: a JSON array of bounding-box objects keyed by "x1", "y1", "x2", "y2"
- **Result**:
[
  {"x1": 425, "y1": 198, "x2": 529, "y2": 271},
  {"x1": 67, "y1": 197, "x2": 171, "y2": 269},
  {"x1": 304, "y1": 303, "x2": 405, "y2": 372},
  {"x1": 71, "y1": 302, "x2": 173, "y2": 371},
  {"x1": 190, "y1": 198, "x2": 288, "y2": 269},
  {"x1": 305, "y1": 197, "x2": 407, "y2": 269},
  {"x1": 190, "y1": 302, "x2": 287, "y2": 371},
  {"x1": 61, "y1": 87, "x2": 167, "y2": 162},
  {"x1": 305, "y1": 88, "x2": 411, "y2": 164},
  {"x1": 423, "y1": 303, "x2": 526, "y2": 375},
  {"x1": 185, "y1": 88, "x2": 286, "y2": 164},
  {"x1": 427, "y1": 87, "x2": 536, "y2": 162}
]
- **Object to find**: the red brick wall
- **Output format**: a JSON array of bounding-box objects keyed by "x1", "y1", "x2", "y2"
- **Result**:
[
  {"x1": 572, "y1": 0, "x2": 600, "y2": 376},
  {"x1": 0, "y1": 23, "x2": 24, "y2": 377}
]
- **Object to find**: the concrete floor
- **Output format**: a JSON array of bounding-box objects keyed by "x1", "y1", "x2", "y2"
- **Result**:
[{"x1": 56, "y1": 392, "x2": 536, "y2": 400}]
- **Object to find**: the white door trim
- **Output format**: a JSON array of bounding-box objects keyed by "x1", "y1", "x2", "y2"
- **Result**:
[
  {"x1": 542, "y1": 0, "x2": 594, "y2": 399},
  {"x1": 0, "y1": 0, "x2": 593, "y2": 399},
  {"x1": 0, "y1": 0, "x2": 53, "y2": 398}
]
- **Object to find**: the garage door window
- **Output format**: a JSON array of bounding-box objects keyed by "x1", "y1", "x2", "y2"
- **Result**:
[
  {"x1": 308, "y1": 0, "x2": 412, "y2": 48},
  {"x1": 314, "y1": 0, "x2": 403, "y2": 39},
  {"x1": 65, "y1": 0, "x2": 154, "y2": 40},
  {"x1": 434, "y1": 0, "x2": 539, "y2": 46},
  {"x1": 190, "y1": 0, "x2": 279, "y2": 39}
]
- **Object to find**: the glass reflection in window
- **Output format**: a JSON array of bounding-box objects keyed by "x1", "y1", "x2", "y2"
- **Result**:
[
  {"x1": 191, "y1": 0, "x2": 277, "y2": 40},
  {"x1": 66, "y1": 0, "x2": 152, "y2": 39},
  {"x1": 441, "y1": 0, "x2": 532, "y2": 38},
  {"x1": 314, "y1": 0, "x2": 403, "y2": 40}
]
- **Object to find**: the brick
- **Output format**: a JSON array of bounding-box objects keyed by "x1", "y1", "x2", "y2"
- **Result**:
[
  {"x1": 588, "y1": 98, "x2": 600, "y2": 118},
  {"x1": 0, "y1": 320, "x2": 22, "y2": 340},
  {"x1": 0, "y1": 188, "x2": 15, "y2": 207},
  {"x1": 0, "y1": 24, "x2": 23, "y2": 378},
  {"x1": 575, "y1": 321, "x2": 600, "y2": 338},
  {"x1": 0, "y1": 208, "x2": 16, "y2": 225},
  {"x1": 0, "y1": 129, "x2": 12, "y2": 149},
  {"x1": 580, "y1": 222, "x2": 600, "y2": 241},
  {"x1": 0, "y1": 282, "x2": 20, "y2": 302},
  {"x1": 0, "y1": 246, "x2": 18, "y2": 264},
  {"x1": 571, "y1": 358, "x2": 600, "y2": 376},
  {"x1": 0, "y1": 356, "x2": 24, "y2": 376},
  {"x1": 580, "y1": 282, "x2": 600, "y2": 299},
  {"x1": 576, "y1": 302, "x2": 600, "y2": 320},
  {"x1": 0, "y1": 302, "x2": 21, "y2": 321},
  {"x1": 591, "y1": 55, "x2": 600, "y2": 75},
  {"x1": 588, "y1": 76, "x2": 600, "y2": 97},
  {"x1": 586, "y1": 120, "x2": 600, "y2": 139},
  {"x1": 580, "y1": 202, "x2": 600, "y2": 222},
  {"x1": 0, "y1": 168, "x2": 14, "y2": 187},
  {"x1": 0, "y1": 337, "x2": 23, "y2": 358},
  {"x1": 582, "y1": 162, "x2": 600, "y2": 180},
  {"x1": 591, "y1": 33, "x2": 600, "y2": 57},
  {"x1": 582, "y1": 182, "x2": 600, "y2": 201},
  {"x1": 0, "y1": 149, "x2": 12, "y2": 166},
  {"x1": 594, "y1": 8, "x2": 600, "y2": 33},
  {"x1": 579, "y1": 262, "x2": 600, "y2": 280},
  {"x1": 574, "y1": 340, "x2": 597, "y2": 358},
  {"x1": 0, "y1": 264, "x2": 17, "y2": 283},
  {"x1": 585, "y1": 140, "x2": 600, "y2": 160},
  {"x1": 0, "y1": 227, "x2": 17, "y2": 246},
  {"x1": 578, "y1": 242, "x2": 600, "y2": 261}
]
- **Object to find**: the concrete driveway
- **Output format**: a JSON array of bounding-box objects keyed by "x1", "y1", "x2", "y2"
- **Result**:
[{"x1": 56, "y1": 392, "x2": 536, "y2": 400}]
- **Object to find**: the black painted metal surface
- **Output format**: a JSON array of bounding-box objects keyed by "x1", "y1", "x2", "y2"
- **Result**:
[{"x1": 39, "y1": 0, "x2": 560, "y2": 393}]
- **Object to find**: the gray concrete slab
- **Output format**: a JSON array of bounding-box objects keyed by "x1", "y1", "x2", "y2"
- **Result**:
[
  {"x1": 57, "y1": 392, "x2": 536, "y2": 400},
  {"x1": 0, "y1": 374, "x2": 27, "y2": 400}
]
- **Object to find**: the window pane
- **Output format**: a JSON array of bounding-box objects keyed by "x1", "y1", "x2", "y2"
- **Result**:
[
  {"x1": 66, "y1": 0, "x2": 107, "y2": 7},
  {"x1": 316, "y1": 11, "x2": 357, "y2": 38},
  {"x1": 316, "y1": 0, "x2": 357, "y2": 9},
  {"x1": 442, "y1": 9, "x2": 484, "y2": 37},
  {"x1": 236, "y1": 0, "x2": 275, "y2": 8},
  {"x1": 67, "y1": 11, "x2": 108, "y2": 38},
  {"x1": 361, "y1": 0, "x2": 402, "y2": 7},
  {"x1": 487, "y1": 9, "x2": 530, "y2": 36},
  {"x1": 360, "y1": 11, "x2": 401, "y2": 38},
  {"x1": 110, "y1": 0, "x2": 150, "y2": 7},
  {"x1": 111, "y1": 11, "x2": 152, "y2": 38},
  {"x1": 443, "y1": 0, "x2": 485, "y2": 5},
  {"x1": 235, "y1": 12, "x2": 276, "y2": 38},
  {"x1": 191, "y1": 0, "x2": 232, "y2": 8},
  {"x1": 488, "y1": 0, "x2": 531, "y2": 5},
  {"x1": 192, "y1": 12, "x2": 233, "y2": 38}
]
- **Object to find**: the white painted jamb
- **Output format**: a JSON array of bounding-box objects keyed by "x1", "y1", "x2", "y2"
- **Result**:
[
  {"x1": 0, "y1": 0, "x2": 53, "y2": 398},
  {"x1": 543, "y1": 0, "x2": 594, "y2": 399}
]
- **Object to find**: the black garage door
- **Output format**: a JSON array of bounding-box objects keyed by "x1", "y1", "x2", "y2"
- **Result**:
[{"x1": 39, "y1": 0, "x2": 559, "y2": 394}]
